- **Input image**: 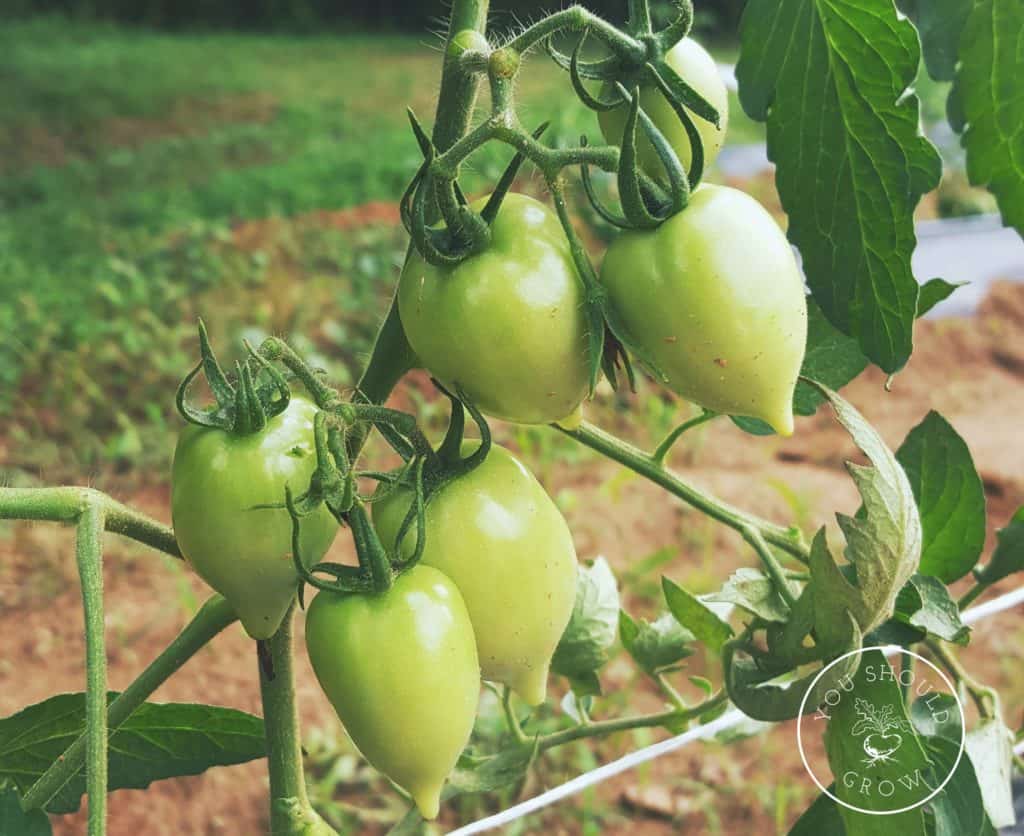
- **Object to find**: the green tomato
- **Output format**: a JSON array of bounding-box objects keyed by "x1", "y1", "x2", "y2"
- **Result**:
[
  {"x1": 398, "y1": 193, "x2": 590, "y2": 425},
  {"x1": 304, "y1": 566, "x2": 480, "y2": 820},
  {"x1": 374, "y1": 442, "x2": 578, "y2": 706},
  {"x1": 600, "y1": 184, "x2": 807, "y2": 435},
  {"x1": 598, "y1": 37, "x2": 729, "y2": 178},
  {"x1": 171, "y1": 396, "x2": 338, "y2": 639}
]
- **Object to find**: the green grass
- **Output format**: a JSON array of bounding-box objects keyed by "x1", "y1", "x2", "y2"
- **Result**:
[{"x1": 0, "y1": 16, "x2": 762, "y2": 474}]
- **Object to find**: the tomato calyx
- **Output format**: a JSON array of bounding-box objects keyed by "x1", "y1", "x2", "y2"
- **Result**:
[{"x1": 176, "y1": 320, "x2": 291, "y2": 435}]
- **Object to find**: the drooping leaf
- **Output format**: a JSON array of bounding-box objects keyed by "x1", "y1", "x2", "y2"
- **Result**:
[
  {"x1": 924, "y1": 736, "x2": 998, "y2": 836},
  {"x1": 910, "y1": 694, "x2": 963, "y2": 743},
  {"x1": 661, "y1": 577, "x2": 733, "y2": 652},
  {"x1": 737, "y1": 0, "x2": 942, "y2": 373},
  {"x1": 0, "y1": 785, "x2": 51, "y2": 836},
  {"x1": 824, "y1": 650, "x2": 930, "y2": 833},
  {"x1": 618, "y1": 610, "x2": 694, "y2": 675},
  {"x1": 551, "y1": 557, "x2": 620, "y2": 691},
  {"x1": 952, "y1": 0, "x2": 1024, "y2": 235},
  {"x1": 896, "y1": 411, "x2": 986, "y2": 583},
  {"x1": 975, "y1": 506, "x2": 1024, "y2": 586},
  {"x1": 0, "y1": 694, "x2": 266, "y2": 814},
  {"x1": 706, "y1": 567, "x2": 791, "y2": 623},
  {"x1": 965, "y1": 716, "x2": 1016, "y2": 828},
  {"x1": 806, "y1": 384, "x2": 922, "y2": 650},
  {"x1": 892, "y1": 574, "x2": 970, "y2": 644}
]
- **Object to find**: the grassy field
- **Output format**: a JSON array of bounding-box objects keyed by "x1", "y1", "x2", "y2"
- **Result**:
[{"x1": 0, "y1": 16, "x2": 769, "y2": 475}]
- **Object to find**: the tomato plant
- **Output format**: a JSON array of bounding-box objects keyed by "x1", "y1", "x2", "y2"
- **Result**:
[{"x1": 1, "y1": 0, "x2": 1021, "y2": 834}]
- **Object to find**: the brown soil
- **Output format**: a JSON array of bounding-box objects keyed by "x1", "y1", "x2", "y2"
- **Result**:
[{"x1": 2, "y1": 283, "x2": 1022, "y2": 835}]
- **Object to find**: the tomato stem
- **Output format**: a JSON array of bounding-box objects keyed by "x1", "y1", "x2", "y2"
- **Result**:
[{"x1": 259, "y1": 606, "x2": 339, "y2": 835}]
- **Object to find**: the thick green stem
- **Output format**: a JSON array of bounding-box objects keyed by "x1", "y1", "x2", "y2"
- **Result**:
[
  {"x1": 260, "y1": 608, "x2": 336, "y2": 836},
  {"x1": 507, "y1": 6, "x2": 645, "y2": 60},
  {"x1": 559, "y1": 421, "x2": 809, "y2": 563},
  {"x1": 926, "y1": 638, "x2": 998, "y2": 720},
  {"x1": 538, "y1": 691, "x2": 727, "y2": 752},
  {"x1": 76, "y1": 504, "x2": 107, "y2": 836},
  {"x1": 22, "y1": 595, "x2": 237, "y2": 813},
  {"x1": 0, "y1": 487, "x2": 181, "y2": 558},
  {"x1": 958, "y1": 581, "x2": 988, "y2": 610}
]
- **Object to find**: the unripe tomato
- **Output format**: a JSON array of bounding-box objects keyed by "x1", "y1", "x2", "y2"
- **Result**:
[
  {"x1": 171, "y1": 396, "x2": 338, "y2": 639},
  {"x1": 304, "y1": 566, "x2": 480, "y2": 819},
  {"x1": 600, "y1": 184, "x2": 807, "y2": 435},
  {"x1": 398, "y1": 193, "x2": 590, "y2": 425},
  {"x1": 374, "y1": 442, "x2": 578, "y2": 706},
  {"x1": 598, "y1": 37, "x2": 729, "y2": 177}
]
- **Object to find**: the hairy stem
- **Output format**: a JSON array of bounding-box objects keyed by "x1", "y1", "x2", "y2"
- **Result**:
[
  {"x1": 559, "y1": 421, "x2": 809, "y2": 563},
  {"x1": 77, "y1": 504, "x2": 107, "y2": 836},
  {"x1": 926, "y1": 638, "x2": 997, "y2": 720},
  {"x1": 0, "y1": 487, "x2": 181, "y2": 558},
  {"x1": 22, "y1": 595, "x2": 237, "y2": 812},
  {"x1": 260, "y1": 607, "x2": 336, "y2": 835}
]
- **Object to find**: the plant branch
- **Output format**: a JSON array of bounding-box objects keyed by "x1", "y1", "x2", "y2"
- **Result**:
[
  {"x1": 76, "y1": 503, "x2": 107, "y2": 836},
  {"x1": 259, "y1": 606, "x2": 337, "y2": 835},
  {"x1": 506, "y1": 6, "x2": 645, "y2": 60},
  {"x1": 537, "y1": 691, "x2": 727, "y2": 752},
  {"x1": 0, "y1": 487, "x2": 181, "y2": 559},
  {"x1": 502, "y1": 686, "x2": 528, "y2": 743},
  {"x1": 22, "y1": 595, "x2": 237, "y2": 812},
  {"x1": 558, "y1": 421, "x2": 809, "y2": 563},
  {"x1": 925, "y1": 638, "x2": 998, "y2": 720}
]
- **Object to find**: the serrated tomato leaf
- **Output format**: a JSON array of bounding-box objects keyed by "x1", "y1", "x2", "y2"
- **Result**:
[
  {"x1": 976, "y1": 506, "x2": 1024, "y2": 586},
  {"x1": 897, "y1": 0, "x2": 972, "y2": 82},
  {"x1": 706, "y1": 567, "x2": 791, "y2": 623},
  {"x1": 618, "y1": 610, "x2": 694, "y2": 675},
  {"x1": 952, "y1": 0, "x2": 1024, "y2": 235},
  {"x1": 896, "y1": 411, "x2": 986, "y2": 583},
  {"x1": 0, "y1": 694, "x2": 266, "y2": 814},
  {"x1": 661, "y1": 577, "x2": 733, "y2": 653},
  {"x1": 737, "y1": 0, "x2": 941, "y2": 373},
  {"x1": 892, "y1": 574, "x2": 970, "y2": 645}
]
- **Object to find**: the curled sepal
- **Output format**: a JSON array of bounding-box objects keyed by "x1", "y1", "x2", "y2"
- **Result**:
[
  {"x1": 633, "y1": 90, "x2": 690, "y2": 214},
  {"x1": 615, "y1": 86, "x2": 661, "y2": 229},
  {"x1": 347, "y1": 501, "x2": 394, "y2": 595},
  {"x1": 652, "y1": 56, "x2": 720, "y2": 127},
  {"x1": 411, "y1": 172, "x2": 465, "y2": 268},
  {"x1": 569, "y1": 34, "x2": 624, "y2": 112},
  {"x1": 176, "y1": 320, "x2": 291, "y2": 435},
  {"x1": 286, "y1": 411, "x2": 354, "y2": 518},
  {"x1": 430, "y1": 380, "x2": 492, "y2": 480},
  {"x1": 390, "y1": 456, "x2": 429, "y2": 573},
  {"x1": 480, "y1": 122, "x2": 550, "y2": 226},
  {"x1": 655, "y1": 0, "x2": 694, "y2": 53},
  {"x1": 647, "y1": 63, "x2": 706, "y2": 187},
  {"x1": 580, "y1": 137, "x2": 633, "y2": 229},
  {"x1": 286, "y1": 486, "x2": 372, "y2": 599},
  {"x1": 544, "y1": 37, "x2": 621, "y2": 80},
  {"x1": 434, "y1": 177, "x2": 491, "y2": 256}
]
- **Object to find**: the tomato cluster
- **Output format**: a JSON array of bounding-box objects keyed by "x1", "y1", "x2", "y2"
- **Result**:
[{"x1": 170, "y1": 35, "x2": 808, "y2": 822}]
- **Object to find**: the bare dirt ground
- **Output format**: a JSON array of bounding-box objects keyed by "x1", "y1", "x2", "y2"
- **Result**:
[{"x1": 2, "y1": 282, "x2": 1022, "y2": 835}]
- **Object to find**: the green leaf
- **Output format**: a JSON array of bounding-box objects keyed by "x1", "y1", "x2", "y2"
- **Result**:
[
  {"x1": 661, "y1": 577, "x2": 734, "y2": 652},
  {"x1": 551, "y1": 557, "x2": 620, "y2": 688},
  {"x1": 893, "y1": 574, "x2": 970, "y2": 644},
  {"x1": 898, "y1": 0, "x2": 973, "y2": 81},
  {"x1": 917, "y1": 279, "x2": 963, "y2": 317},
  {"x1": 0, "y1": 694, "x2": 266, "y2": 814},
  {"x1": 953, "y1": 0, "x2": 1024, "y2": 234},
  {"x1": 910, "y1": 694, "x2": 963, "y2": 743},
  {"x1": 965, "y1": 716, "x2": 1016, "y2": 828},
  {"x1": 976, "y1": 505, "x2": 1024, "y2": 586},
  {"x1": 896, "y1": 411, "x2": 986, "y2": 583},
  {"x1": 737, "y1": 0, "x2": 941, "y2": 373},
  {"x1": 924, "y1": 735, "x2": 998, "y2": 836},
  {"x1": 618, "y1": 610, "x2": 694, "y2": 674},
  {"x1": 0, "y1": 785, "x2": 51, "y2": 836},
  {"x1": 806, "y1": 384, "x2": 923, "y2": 649},
  {"x1": 824, "y1": 650, "x2": 930, "y2": 833},
  {"x1": 449, "y1": 742, "x2": 538, "y2": 795},
  {"x1": 706, "y1": 567, "x2": 791, "y2": 623},
  {"x1": 789, "y1": 790, "x2": 846, "y2": 836}
]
